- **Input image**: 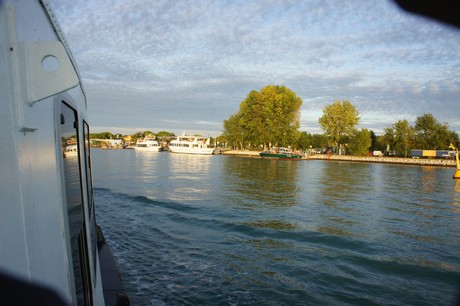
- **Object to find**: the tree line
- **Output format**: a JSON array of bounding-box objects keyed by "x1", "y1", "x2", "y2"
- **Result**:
[
  {"x1": 91, "y1": 84, "x2": 459, "y2": 157},
  {"x1": 90, "y1": 130, "x2": 177, "y2": 143},
  {"x1": 220, "y1": 85, "x2": 459, "y2": 157}
]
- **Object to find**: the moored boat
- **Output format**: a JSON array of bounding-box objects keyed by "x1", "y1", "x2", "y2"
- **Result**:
[
  {"x1": 64, "y1": 144, "x2": 78, "y2": 158},
  {"x1": 259, "y1": 147, "x2": 302, "y2": 159},
  {"x1": 134, "y1": 135, "x2": 161, "y2": 152},
  {"x1": 169, "y1": 135, "x2": 215, "y2": 155},
  {"x1": 0, "y1": 1, "x2": 129, "y2": 305}
]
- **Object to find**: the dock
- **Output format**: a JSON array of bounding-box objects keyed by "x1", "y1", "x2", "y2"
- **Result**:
[{"x1": 220, "y1": 150, "x2": 456, "y2": 167}]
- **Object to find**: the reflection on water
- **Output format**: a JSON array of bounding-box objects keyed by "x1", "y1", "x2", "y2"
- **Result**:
[
  {"x1": 96, "y1": 150, "x2": 217, "y2": 201},
  {"x1": 420, "y1": 167, "x2": 438, "y2": 194},
  {"x1": 244, "y1": 220, "x2": 298, "y2": 231},
  {"x1": 318, "y1": 162, "x2": 373, "y2": 209},
  {"x1": 249, "y1": 238, "x2": 294, "y2": 250},
  {"x1": 223, "y1": 157, "x2": 300, "y2": 208},
  {"x1": 168, "y1": 153, "x2": 213, "y2": 180},
  {"x1": 454, "y1": 180, "x2": 460, "y2": 212},
  {"x1": 313, "y1": 162, "x2": 375, "y2": 238},
  {"x1": 166, "y1": 154, "x2": 214, "y2": 201}
]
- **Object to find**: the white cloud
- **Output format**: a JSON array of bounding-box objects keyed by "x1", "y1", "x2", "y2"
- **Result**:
[{"x1": 48, "y1": 0, "x2": 460, "y2": 135}]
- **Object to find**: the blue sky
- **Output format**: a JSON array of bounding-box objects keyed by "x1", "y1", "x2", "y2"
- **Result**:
[{"x1": 48, "y1": 0, "x2": 460, "y2": 137}]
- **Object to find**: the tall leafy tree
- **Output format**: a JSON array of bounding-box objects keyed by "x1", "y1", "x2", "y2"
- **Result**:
[
  {"x1": 449, "y1": 130, "x2": 460, "y2": 148},
  {"x1": 348, "y1": 128, "x2": 372, "y2": 156},
  {"x1": 413, "y1": 113, "x2": 452, "y2": 149},
  {"x1": 298, "y1": 132, "x2": 309, "y2": 149},
  {"x1": 318, "y1": 100, "x2": 360, "y2": 154},
  {"x1": 383, "y1": 119, "x2": 414, "y2": 157},
  {"x1": 223, "y1": 113, "x2": 245, "y2": 149},
  {"x1": 298, "y1": 132, "x2": 329, "y2": 150},
  {"x1": 238, "y1": 90, "x2": 266, "y2": 148},
  {"x1": 222, "y1": 85, "x2": 302, "y2": 149},
  {"x1": 369, "y1": 130, "x2": 377, "y2": 151}
]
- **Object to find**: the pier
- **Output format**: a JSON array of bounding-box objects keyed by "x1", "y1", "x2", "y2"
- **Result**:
[{"x1": 221, "y1": 150, "x2": 456, "y2": 167}]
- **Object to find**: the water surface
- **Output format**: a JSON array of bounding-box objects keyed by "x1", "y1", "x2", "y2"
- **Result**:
[{"x1": 92, "y1": 150, "x2": 460, "y2": 305}]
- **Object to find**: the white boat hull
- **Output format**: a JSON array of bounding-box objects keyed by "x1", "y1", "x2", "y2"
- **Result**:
[
  {"x1": 133, "y1": 146, "x2": 162, "y2": 152},
  {"x1": 168, "y1": 135, "x2": 215, "y2": 155},
  {"x1": 134, "y1": 136, "x2": 161, "y2": 152},
  {"x1": 169, "y1": 147, "x2": 215, "y2": 155}
]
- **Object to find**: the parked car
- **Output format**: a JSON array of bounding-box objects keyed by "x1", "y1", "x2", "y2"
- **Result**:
[
  {"x1": 385, "y1": 150, "x2": 396, "y2": 157},
  {"x1": 373, "y1": 150, "x2": 384, "y2": 156}
]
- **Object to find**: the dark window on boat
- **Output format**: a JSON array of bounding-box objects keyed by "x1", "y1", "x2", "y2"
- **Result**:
[
  {"x1": 60, "y1": 102, "x2": 93, "y2": 306},
  {"x1": 83, "y1": 121, "x2": 97, "y2": 283}
]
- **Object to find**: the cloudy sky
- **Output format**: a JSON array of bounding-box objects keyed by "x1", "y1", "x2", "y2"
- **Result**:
[{"x1": 47, "y1": 0, "x2": 460, "y2": 136}]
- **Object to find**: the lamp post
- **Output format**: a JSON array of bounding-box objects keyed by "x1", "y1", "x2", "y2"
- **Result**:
[{"x1": 404, "y1": 133, "x2": 407, "y2": 158}]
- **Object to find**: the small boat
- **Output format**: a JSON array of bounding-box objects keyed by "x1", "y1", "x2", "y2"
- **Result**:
[
  {"x1": 169, "y1": 135, "x2": 214, "y2": 155},
  {"x1": 64, "y1": 144, "x2": 78, "y2": 158},
  {"x1": 64, "y1": 138, "x2": 78, "y2": 157},
  {"x1": 259, "y1": 147, "x2": 302, "y2": 159},
  {"x1": 134, "y1": 135, "x2": 161, "y2": 152}
]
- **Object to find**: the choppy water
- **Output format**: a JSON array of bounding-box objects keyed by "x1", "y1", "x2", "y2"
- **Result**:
[{"x1": 92, "y1": 149, "x2": 460, "y2": 305}]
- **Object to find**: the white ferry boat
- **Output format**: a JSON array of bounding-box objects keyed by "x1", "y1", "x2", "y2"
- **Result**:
[
  {"x1": 0, "y1": 1, "x2": 129, "y2": 305},
  {"x1": 64, "y1": 144, "x2": 79, "y2": 158},
  {"x1": 169, "y1": 135, "x2": 215, "y2": 155},
  {"x1": 134, "y1": 135, "x2": 161, "y2": 152}
]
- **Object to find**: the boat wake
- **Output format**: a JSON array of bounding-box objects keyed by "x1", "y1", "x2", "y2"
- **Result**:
[{"x1": 94, "y1": 187, "x2": 460, "y2": 305}]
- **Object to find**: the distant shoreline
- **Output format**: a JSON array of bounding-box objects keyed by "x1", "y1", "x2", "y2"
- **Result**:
[{"x1": 220, "y1": 150, "x2": 456, "y2": 168}]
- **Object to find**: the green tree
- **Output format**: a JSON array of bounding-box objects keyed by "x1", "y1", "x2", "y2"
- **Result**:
[
  {"x1": 449, "y1": 130, "x2": 460, "y2": 148},
  {"x1": 238, "y1": 90, "x2": 266, "y2": 148},
  {"x1": 298, "y1": 132, "x2": 310, "y2": 150},
  {"x1": 370, "y1": 130, "x2": 378, "y2": 151},
  {"x1": 318, "y1": 100, "x2": 360, "y2": 154},
  {"x1": 133, "y1": 131, "x2": 144, "y2": 138},
  {"x1": 223, "y1": 113, "x2": 244, "y2": 149},
  {"x1": 383, "y1": 119, "x2": 414, "y2": 157},
  {"x1": 298, "y1": 132, "x2": 329, "y2": 150},
  {"x1": 313, "y1": 134, "x2": 328, "y2": 149},
  {"x1": 348, "y1": 128, "x2": 372, "y2": 156},
  {"x1": 90, "y1": 132, "x2": 114, "y2": 139},
  {"x1": 222, "y1": 85, "x2": 303, "y2": 150},
  {"x1": 413, "y1": 113, "x2": 452, "y2": 149},
  {"x1": 156, "y1": 131, "x2": 175, "y2": 137}
]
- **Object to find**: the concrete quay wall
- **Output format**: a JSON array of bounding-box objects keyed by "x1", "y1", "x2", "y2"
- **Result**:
[
  {"x1": 221, "y1": 150, "x2": 456, "y2": 168},
  {"x1": 308, "y1": 154, "x2": 456, "y2": 167},
  {"x1": 220, "y1": 150, "x2": 261, "y2": 156}
]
